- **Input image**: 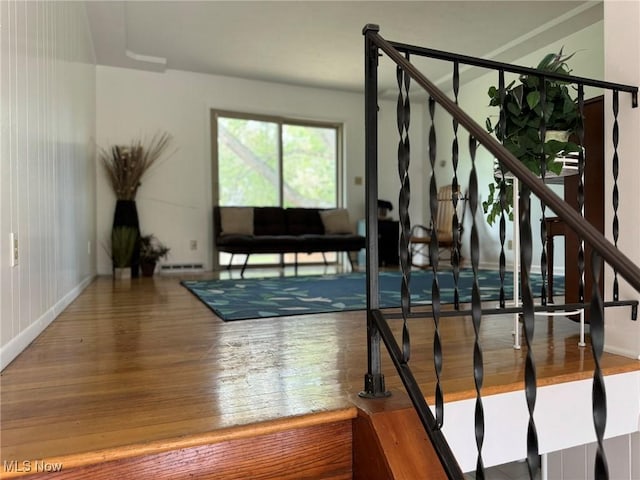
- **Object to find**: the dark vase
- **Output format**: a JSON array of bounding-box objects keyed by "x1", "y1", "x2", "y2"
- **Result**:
[
  {"x1": 140, "y1": 261, "x2": 156, "y2": 277},
  {"x1": 113, "y1": 199, "x2": 141, "y2": 278}
]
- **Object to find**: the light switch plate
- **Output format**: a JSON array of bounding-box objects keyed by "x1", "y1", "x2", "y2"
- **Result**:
[{"x1": 10, "y1": 232, "x2": 18, "y2": 267}]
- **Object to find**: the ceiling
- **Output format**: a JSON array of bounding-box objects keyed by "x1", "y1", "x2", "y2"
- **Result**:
[{"x1": 86, "y1": 1, "x2": 603, "y2": 93}]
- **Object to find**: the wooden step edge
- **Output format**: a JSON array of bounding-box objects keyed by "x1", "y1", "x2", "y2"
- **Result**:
[
  {"x1": 353, "y1": 404, "x2": 448, "y2": 480},
  {"x1": 2, "y1": 407, "x2": 358, "y2": 479}
]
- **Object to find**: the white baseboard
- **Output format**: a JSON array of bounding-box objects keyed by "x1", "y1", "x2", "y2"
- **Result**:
[
  {"x1": 604, "y1": 344, "x2": 640, "y2": 360},
  {"x1": 0, "y1": 274, "x2": 95, "y2": 371}
]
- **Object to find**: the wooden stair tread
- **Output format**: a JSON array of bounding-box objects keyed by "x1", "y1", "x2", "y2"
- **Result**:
[{"x1": 2, "y1": 409, "x2": 357, "y2": 479}]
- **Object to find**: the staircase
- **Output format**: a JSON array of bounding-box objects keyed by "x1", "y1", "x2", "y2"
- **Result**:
[{"x1": 361, "y1": 24, "x2": 640, "y2": 480}]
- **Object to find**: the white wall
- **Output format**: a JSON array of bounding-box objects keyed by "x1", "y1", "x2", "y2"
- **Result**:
[
  {"x1": 431, "y1": 22, "x2": 604, "y2": 270},
  {"x1": 547, "y1": 432, "x2": 640, "y2": 480},
  {"x1": 95, "y1": 66, "x2": 425, "y2": 274},
  {"x1": 0, "y1": 1, "x2": 97, "y2": 369},
  {"x1": 603, "y1": 0, "x2": 640, "y2": 359},
  {"x1": 448, "y1": 371, "x2": 640, "y2": 474}
]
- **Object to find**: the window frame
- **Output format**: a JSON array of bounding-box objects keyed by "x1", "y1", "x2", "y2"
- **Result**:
[{"x1": 210, "y1": 109, "x2": 344, "y2": 269}]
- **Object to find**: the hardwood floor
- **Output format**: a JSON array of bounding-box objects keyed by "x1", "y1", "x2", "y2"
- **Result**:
[{"x1": 1, "y1": 267, "x2": 639, "y2": 477}]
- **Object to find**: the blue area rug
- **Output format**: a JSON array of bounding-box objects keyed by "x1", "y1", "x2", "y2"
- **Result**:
[{"x1": 182, "y1": 270, "x2": 564, "y2": 321}]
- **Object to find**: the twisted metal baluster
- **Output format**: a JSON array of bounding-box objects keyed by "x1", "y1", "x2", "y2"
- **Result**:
[
  {"x1": 498, "y1": 70, "x2": 507, "y2": 309},
  {"x1": 428, "y1": 96, "x2": 444, "y2": 427},
  {"x1": 396, "y1": 61, "x2": 412, "y2": 364},
  {"x1": 538, "y1": 76, "x2": 548, "y2": 306},
  {"x1": 520, "y1": 184, "x2": 540, "y2": 479},
  {"x1": 451, "y1": 61, "x2": 461, "y2": 310},
  {"x1": 589, "y1": 251, "x2": 608, "y2": 480},
  {"x1": 612, "y1": 90, "x2": 620, "y2": 301},
  {"x1": 576, "y1": 85, "x2": 586, "y2": 303},
  {"x1": 469, "y1": 136, "x2": 485, "y2": 479}
]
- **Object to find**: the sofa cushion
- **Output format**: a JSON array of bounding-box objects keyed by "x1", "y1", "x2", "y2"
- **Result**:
[
  {"x1": 253, "y1": 207, "x2": 287, "y2": 236},
  {"x1": 220, "y1": 207, "x2": 254, "y2": 235},
  {"x1": 286, "y1": 208, "x2": 324, "y2": 235},
  {"x1": 319, "y1": 208, "x2": 352, "y2": 234}
]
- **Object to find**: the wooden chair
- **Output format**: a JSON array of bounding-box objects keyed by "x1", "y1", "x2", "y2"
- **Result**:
[{"x1": 410, "y1": 185, "x2": 466, "y2": 267}]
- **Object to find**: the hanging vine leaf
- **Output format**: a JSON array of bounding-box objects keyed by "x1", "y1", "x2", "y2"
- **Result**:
[{"x1": 483, "y1": 49, "x2": 582, "y2": 225}]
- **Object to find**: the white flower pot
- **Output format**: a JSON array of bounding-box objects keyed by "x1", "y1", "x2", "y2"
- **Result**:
[
  {"x1": 113, "y1": 267, "x2": 131, "y2": 280},
  {"x1": 493, "y1": 130, "x2": 583, "y2": 183}
]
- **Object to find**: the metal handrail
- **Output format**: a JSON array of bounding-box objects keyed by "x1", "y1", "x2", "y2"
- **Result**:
[
  {"x1": 364, "y1": 24, "x2": 640, "y2": 293},
  {"x1": 387, "y1": 40, "x2": 638, "y2": 107}
]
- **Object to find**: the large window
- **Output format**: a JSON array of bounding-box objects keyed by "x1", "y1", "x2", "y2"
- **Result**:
[{"x1": 212, "y1": 110, "x2": 342, "y2": 267}]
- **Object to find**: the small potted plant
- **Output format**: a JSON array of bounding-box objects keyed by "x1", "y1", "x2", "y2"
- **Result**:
[
  {"x1": 110, "y1": 226, "x2": 138, "y2": 279},
  {"x1": 483, "y1": 48, "x2": 582, "y2": 225},
  {"x1": 139, "y1": 234, "x2": 170, "y2": 277}
]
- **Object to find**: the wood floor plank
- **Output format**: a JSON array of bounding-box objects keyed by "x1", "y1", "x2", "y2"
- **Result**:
[{"x1": 1, "y1": 272, "x2": 639, "y2": 477}]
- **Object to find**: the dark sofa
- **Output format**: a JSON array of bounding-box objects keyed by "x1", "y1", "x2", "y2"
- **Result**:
[{"x1": 214, "y1": 206, "x2": 365, "y2": 275}]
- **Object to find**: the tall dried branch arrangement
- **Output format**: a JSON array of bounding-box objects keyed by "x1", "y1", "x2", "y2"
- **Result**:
[{"x1": 99, "y1": 132, "x2": 173, "y2": 200}]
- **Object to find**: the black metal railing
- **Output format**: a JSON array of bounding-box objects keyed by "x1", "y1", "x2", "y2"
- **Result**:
[{"x1": 361, "y1": 24, "x2": 639, "y2": 480}]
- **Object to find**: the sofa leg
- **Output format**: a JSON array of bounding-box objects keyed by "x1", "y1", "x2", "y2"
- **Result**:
[
  {"x1": 227, "y1": 254, "x2": 234, "y2": 270},
  {"x1": 240, "y1": 254, "x2": 250, "y2": 277},
  {"x1": 346, "y1": 251, "x2": 356, "y2": 272}
]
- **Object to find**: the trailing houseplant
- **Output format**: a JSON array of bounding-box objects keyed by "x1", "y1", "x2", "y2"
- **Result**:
[
  {"x1": 482, "y1": 49, "x2": 582, "y2": 226},
  {"x1": 139, "y1": 234, "x2": 170, "y2": 277}
]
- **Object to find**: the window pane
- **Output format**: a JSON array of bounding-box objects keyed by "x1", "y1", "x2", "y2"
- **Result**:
[
  {"x1": 216, "y1": 115, "x2": 341, "y2": 269},
  {"x1": 218, "y1": 117, "x2": 279, "y2": 206},
  {"x1": 282, "y1": 125, "x2": 337, "y2": 208}
]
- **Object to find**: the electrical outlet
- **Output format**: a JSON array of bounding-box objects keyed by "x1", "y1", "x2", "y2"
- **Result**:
[
  {"x1": 10, "y1": 233, "x2": 18, "y2": 267},
  {"x1": 88, "y1": 240, "x2": 92, "y2": 256},
  {"x1": 507, "y1": 240, "x2": 513, "y2": 250},
  {"x1": 190, "y1": 240, "x2": 197, "y2": 251},
  {"x1": 354, "y1": 176, "x2": 363, "y2": 186}
]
